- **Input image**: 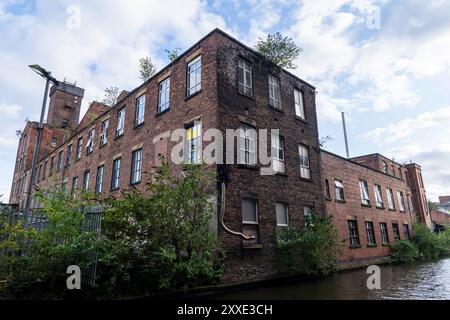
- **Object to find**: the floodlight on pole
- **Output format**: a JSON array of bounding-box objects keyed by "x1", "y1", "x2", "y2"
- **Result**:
[{"x1": 23, "y1": 65, "x2": 59, "y2": 226}]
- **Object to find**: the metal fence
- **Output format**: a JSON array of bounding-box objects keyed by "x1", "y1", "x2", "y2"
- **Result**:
[{"x1": 3, "y1": 205, "x2": 103, "y2": 287}]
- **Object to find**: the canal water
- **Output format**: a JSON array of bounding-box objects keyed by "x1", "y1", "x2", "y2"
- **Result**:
[{"x1": 213, "y1": 258, "x2": 450, "y2": 300}]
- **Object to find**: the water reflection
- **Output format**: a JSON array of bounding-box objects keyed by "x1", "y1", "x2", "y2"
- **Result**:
[{"x1": 214, "y1": 258, "x2": 450, "y2": 300}]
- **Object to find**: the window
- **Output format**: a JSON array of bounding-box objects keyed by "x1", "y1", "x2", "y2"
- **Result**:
[
  {"x1": 82, "y1": 171, "x2": 90, "y2": 190},
  {"x1": 87, "y1": 129, "x2": 95, "y2": 154},
  {"x1": 131, "y1": 148, "x2": 142, "y2": 184},
  {"x1": 187, "y1": 56, "x2": 201, "y2": 96},
  {"x1": 304, "y1": 206, "x2": 313, "y2": 226},
  {"x1": 398, "y1": 191, "x2": 405, "y2": 212},
  {"x1": 71, "y1": 176, "x2": 78, "y2": 195},
  {"x1": 271, "y1": 134, "x2": 285, "y2": 173},
  {"x1": 276, "y1": 202, "x2": 288, "y2": 227},
  {"x1": 365, "y1": 221, "x2": 376, "y2": 245},
  {"x1": 268, "y1": 74, "x2": 281, "y2": 108},
  {"x1": 398, "y1": 167, "x2": 403, "y2": 179},
  {"x1": 382, "y1": 161, "x2": 388, "y2": 174},
  {"x1": 324, "y1": 179, "x2": 331, "y2": 199},
  {"x1": 294, "y1": 89, "x2": 305, "y2": 120},
  {"x1": 100, "y1": 120, "x2": 109, "y2": 146},
  {"x1": 158, "y1": 78, "x2": 170, "y2": 113},
  {"x1": 335, "y1": 180, "x2": 345, "y2": 202},
  {"x1": 392, "y1": 223, "x2": 401, "y2": 241},
  {"x1": 387, "y1": 188, "x2": 395, "y2": 210},
  {"x1": 111, "y1": 158, "x2": 121, "y2": 190},
  {"x1": 403, "y1": 224, "x2": 410, "y2": 240},
  {"x1": 57, "y1": 150, "x2": 63, "y2": 172},
  {"x1": 374, "y1": 185, "x2": 384, "y2": 208},
  {"x1": 348, "y1": 220, "x2": 360, "y2": 247},
  {"x1": 37, "y1": 165, "x2": 42, "y2": 183},
  {"x1": 359, "y1": 180, "x2": 370, "y2": 206},
  {"x1": 242, "y1": 198, "x2": 257, "y2": 224},
  {"x1": 66, "y1": 144, "x2": 72, "y2": 166},
  {"x1": 50, "y1": 156, "x2": 55, "y2": 176},
  {"x1": 299, "y1": 144, "x2": 310, "y2": 179},
  {"x1": 238, "y1": 58, "x2": 252, "y2": 95},
  {"x1": 408, "y1": 194, "x2": 414, "y2": 212},
  {"x1": 42, "y1": 161, "x2": 47, "y2": 180},
  {"x1": 185, "y1": 122, "x2": 201, "y2": 164},
  {"x1": 95, "y1": 165, "x2": 104, "y2": 193},
  {"x1": 76, "y1": 137, "x2": 83, "y2": 160},
  {"x1": 116, "y1": 108, "x2": 125, "y2": 137},
  {"x1": 62, "y1": 119, "x2": 69, "y2": 128},
  {"x1": 239, "y1": 125, "x2": 256, "y2": 165},
  {"x1": 380, "y1": 222, "x2": 389, "y2": 244},
  {"x1": 135, "y1": 95, "x2": 145, "y2": 126}
]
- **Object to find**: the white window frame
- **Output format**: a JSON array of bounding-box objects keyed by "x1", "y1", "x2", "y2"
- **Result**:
[
  {"x1": 271, "y1": 133, "x2": 285, "y2": 173},
  {"x1": 86, "y1": 129, "x2": 95, "y2": 153},
  {"x1": 158, "y1": 77, "x2": 170, "y2": 113},
  {"x1": 185, "y1": 122, "x2": 202, "y2": 164},
  {"x1": 380, "y1": 222, "x2": 389, "y2": 244},
  {"x1": 239, "y1": 125, "x2": 256, "y2": 165},
  {"x1": 398, "y1": 191, "x2": 405, "y2": 212},
  {"x1": 238, "y1": 58, "x2": 252, "y2": 95},
  {"x1": 374, "y1": 185, "x2": 384, "y2": 208},
  {"x1": 359, "y1": 180, "x2": 370, "y2": 206},
  {"x1": 95, "y1": 165, "x2": 104, "y2": 193},
  {"x1": 100, "y1": 119, "x2": 109, "y2": 146},
  {"x1": 187, "y1": 56, "x2": 201, "y2": 96},
  {"x1": 83, "y1": 171, "x2": 90, "y2": 190},
  {"x1": 76, "y1": 137, "x2": 83, "y2": 160},
  {"x1": 135, "y1": 95, "x2": 145, "y2": 126},
  {"x1": 276, "y1": 202, "x2": 289, "y2": 227},
  {"x1": 387, "y1": 188, "x2": 395, "y2": 210},
  {"x1": 268, "y1": 74, "x2": 281, "y2": 109},
  {"x1": 299, "y1": 144, "x2": 310, "y2": 179},
  {"x1": 335, "y1": 180, "x2": 345, "y2": 201},
  {"x1": 111, "y1": 158, "x2": 121, "y2": 190},
  {"x1": 131, "y1": 148, "x2": 142, "y2": 184},
  {"x1": 116, "y1": 108, "x2": 125, "y2": 137},
  {"x1": 294, "y1": 89, "x2": 305, "y2": 120}
]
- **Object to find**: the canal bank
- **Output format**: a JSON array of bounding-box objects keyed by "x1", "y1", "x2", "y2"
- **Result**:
[{"x1": 208, "y1": 258, "x2": 450, "y2": 300}]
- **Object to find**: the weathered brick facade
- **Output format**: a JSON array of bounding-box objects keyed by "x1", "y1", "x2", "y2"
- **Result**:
[
  {"x1": 321, "y1": 151, "x2": 428, "y2": 265},
  {"x1": 8, "y1": 28, "x2": 431, "y2": 285}
]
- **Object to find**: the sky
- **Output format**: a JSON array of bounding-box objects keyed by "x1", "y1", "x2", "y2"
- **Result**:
[{"x1": 0, "y1": 0, "x2": 449, "y2": 202}]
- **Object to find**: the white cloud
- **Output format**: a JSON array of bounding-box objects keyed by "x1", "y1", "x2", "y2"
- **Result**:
[
  {"x1": 0, "y1": 103, "x2": 22, "y2": 119},
  {"x1": 362, "y1": 107, "x2": 450, "y2": 201}
]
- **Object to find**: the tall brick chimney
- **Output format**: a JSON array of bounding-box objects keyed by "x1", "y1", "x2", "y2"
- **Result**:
[
  {"x1": 47, "y1": 80, "x2": 85, "y2": 132},
  {"x1": 405, "y1": 163, "x2": 433, "y2": 229}
]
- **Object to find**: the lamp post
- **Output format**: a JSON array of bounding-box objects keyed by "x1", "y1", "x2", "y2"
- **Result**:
[{"x1": 23, "y1": 65, "x2": 59, "y2": 226}]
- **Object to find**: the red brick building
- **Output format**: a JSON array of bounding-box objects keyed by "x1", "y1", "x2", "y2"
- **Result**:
[
  {"x1": 9, "y1": 28, "x2": 431, "y2": 283},
  {"x1": 321, "y1": 151, "x2": 429, "y2": 265}
]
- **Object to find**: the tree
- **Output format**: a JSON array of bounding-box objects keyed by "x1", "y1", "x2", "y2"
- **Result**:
[
  {"x1": 165, "y1": 48, "x2": 181, "y2": 62},
  {"x1": 276, "y1": 213, "x2": 343, "y2": 276},
  {"x1": 138, "y1": 57, "x2": 157, "y2": 82},
  {"x1": 255, "y1": 32, "x2": 302, "y2": 69},
  {"x1": 319, "y1": 135, "x2": 334, "y2": 148},
  {"x1": 103, "y1": 86, "x2": 119, "y2": 107}
]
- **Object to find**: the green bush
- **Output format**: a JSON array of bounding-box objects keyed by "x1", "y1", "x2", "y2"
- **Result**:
[
  {"x1": 96, "y1": 163, "x2": 223, "y2": 297},
  {"x1": 0, "y1": 188, "x2": 99, "y2": 297},
  {"x1": 412, "y1": 223, "x2": 443, "y2": 260},
  {"x1": 390, "y1": 240, "x2": 419, "y2": 263},
  {"x1": 276, "y1": 213, "x2": 343, "y2": 276}
]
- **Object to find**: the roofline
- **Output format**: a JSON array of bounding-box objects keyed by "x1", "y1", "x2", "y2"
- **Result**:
[
  {"x1": 98, "y1": 28, "x2": 316, "y2": 109},
  {"x1": 36, "y1": 28, "x2": 316, "y2": 163},
  {"x1": 321, "y1": 149, "x2": 406, "y2": 182},
  {"x1": 350, "y1": 152, "x2": 407, "y2": 168}
]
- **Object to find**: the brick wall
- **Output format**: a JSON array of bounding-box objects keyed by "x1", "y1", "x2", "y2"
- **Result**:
[{"x1": 321, "y1": 151, "x2": 414, "y2": 262}]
